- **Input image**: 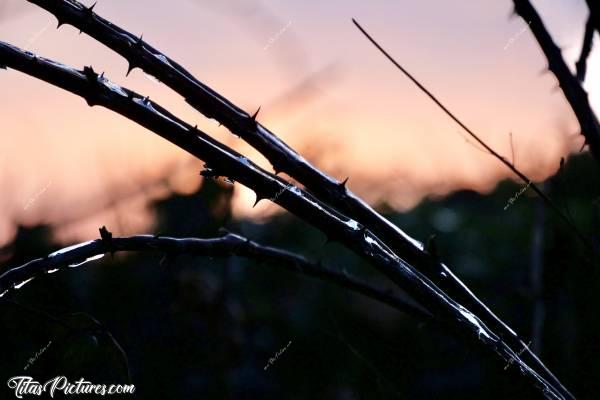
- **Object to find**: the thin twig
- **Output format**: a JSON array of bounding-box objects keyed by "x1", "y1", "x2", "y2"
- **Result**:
[
  {"x1": 513, "y1": 0, "x2": 600, "y2": 165},
  {"x1": 530, "y1": 183, "x2": 548, "y2": 356},
  {"x1": 352, "y1": 17, "x2": 593, "y2": 256},
  {"x1": 352, "y1": 18, "x2": 577, "y2": 399},
  {"x1": 576, "y1": 16, "x2": 594, "y2": 82}
]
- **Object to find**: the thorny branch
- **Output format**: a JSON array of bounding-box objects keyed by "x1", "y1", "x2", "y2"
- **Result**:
[
  {"x1": 0, "y1": 42, "x2": 570, "y2": 399},
  {"x1": 0, "y1": 230, "x2": 431, "y2": 321},
  {"x1": 17, "y1": 4, "x2": 569, "y2": 396},
  {"x1": 513, "y1": 0, "x2": 600, "y2": 166},
  {"x1": 352, "y1": 19, "x2": 578, "y2": 399}
]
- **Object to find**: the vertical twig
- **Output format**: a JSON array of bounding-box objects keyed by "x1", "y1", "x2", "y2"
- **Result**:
[{"x1": 530, "y1": 182, "x2": 548, "y2": 356}]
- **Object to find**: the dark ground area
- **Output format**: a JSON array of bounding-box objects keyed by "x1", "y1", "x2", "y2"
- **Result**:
[{"x1": 0, "y1": 153, "x2": 598, "y2": 399}]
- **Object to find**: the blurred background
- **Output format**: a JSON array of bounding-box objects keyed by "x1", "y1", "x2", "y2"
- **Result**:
[{"x1": 0, "y1": 0, "x2": 599, "y2": 398}]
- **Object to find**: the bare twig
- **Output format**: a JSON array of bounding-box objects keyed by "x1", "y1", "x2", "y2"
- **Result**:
[
  {"x1": 0, "y1": 43, "x2": 568, "y2": 399},
  {"x1": 352, "y1": 18, "x2": 592, "y2": 254},
  {"x1": 530, "y1": 183, "x2": 548, "y2": 356},
  {"x1": 0, "y1": 231, "x2": 431, "y2": 320},
  {"x1": 513, "y1": 0, "x2": 600, "y2": 165},
  {"x1": 352, "y1": 19, "x2": 576, "y2": 399},
  {"x1": 585, "y1": 0, "x2": 600, "y2": 36},
  {"x1": 576, "y1": 16, "x2": 594, "y2": 82}
]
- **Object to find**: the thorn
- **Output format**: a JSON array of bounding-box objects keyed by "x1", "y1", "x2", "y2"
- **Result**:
[
  {"x1": 338, "y1": 177, "x2": 349, "y2": 189},
  {"x1": 99, "y1": 226, "x2": 115, "y2": 257},
  {"x1": 83, "y1": 65, "x2": 98, "y2": 81},
  {"x1": 250, "y1": 106, "x2": 261, "y2": 121},
  {"x1": 87, "y1": 2, "x2": 97, "y2": 13},
  {"x1": 125, "y1": 62, "x2": 137, "y2": 77},
  {"x1": 253, "y1": 193, "x2": 267, "y2": 208},
  {"x1": 99, "y1": 226, "x2": 112, "y2": 240},
  {"x1": 99, "y1": 72, "x2": 104, "y2": 80},
  {"x1": 133, "y1": 34, "x2": 144, "y2": 48},
  {"x1": 143, "y1": 96, "x2": 150, "y2": 104}
]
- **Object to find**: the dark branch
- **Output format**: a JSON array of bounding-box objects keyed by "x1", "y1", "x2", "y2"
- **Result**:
[
  {"x1": 0, "y1": 42, "x2": 566, "y2": 399},
  {"x1": 0, "y1": 231, "x2": 431, "y2": 321},
  {"x1": 352, "y1": 18, "x2": 576, "y2": 400},
  {"x1": 576, "y1": 16, "x2": 594, "y2": 82},
  {"x1": 585, "y1": 0, "x2": 600, "y2": 37},
  {"x1": 513, "y1": 0, "x2": 600, "y2": 166}
]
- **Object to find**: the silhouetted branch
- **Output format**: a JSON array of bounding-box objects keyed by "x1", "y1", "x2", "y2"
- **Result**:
[
  {"x1": 352, "y1": 18, "x2": 591, "y2": 254},
  {"x1": 0, "y1": 42, "x2": 567, "y2": 399},
  {"x1": 19, "y1": 4, "x2": 560, "y2": 392},
  {"x1": 576, "y1": 16, "x2": 594, "y2": 82},
  {"x1": 530, "y1": 183, "x2": 548, "y2": 356},
  {"x1": 0, "y1": 230, "x2": 431, "y2": 320},
  {"x1": 585, "y1": 0, "x2": 600, "y2": 36},
  {"x1": 352, "y1": 19, "x2": 576, "y2": 400},
  {"x1": 513, "y1": 0, "x2": 600, "y2": 166}
]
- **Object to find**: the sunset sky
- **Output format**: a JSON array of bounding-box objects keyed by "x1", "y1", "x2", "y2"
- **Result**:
[{"x1": 0, "y1": 0, "x2": 598, "y2": 246}]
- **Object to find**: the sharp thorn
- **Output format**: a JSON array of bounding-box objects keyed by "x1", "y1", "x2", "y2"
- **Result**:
[
  {"x1": 253, "y1": 193, "x2": 267, "y2": 208},
  {"x1": 250, "y1": 106, "x2": 261, "y2": 121},
  {"x1": 126, "y1": 63, "x2": 136, "y2": 77}
]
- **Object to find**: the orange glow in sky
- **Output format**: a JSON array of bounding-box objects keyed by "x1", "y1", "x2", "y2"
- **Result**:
[{"x1": 0, "y1": 0, "x2": 598, "y2": 245}]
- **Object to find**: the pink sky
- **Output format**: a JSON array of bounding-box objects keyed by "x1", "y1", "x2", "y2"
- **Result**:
[{"x1": 0, "y1": 0, "x2": 598, "y2": 245}]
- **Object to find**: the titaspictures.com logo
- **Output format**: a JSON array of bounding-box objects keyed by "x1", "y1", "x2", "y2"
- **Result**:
[{"x1": 7, "y1": 376, "x2": 135, "y2": 398}]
